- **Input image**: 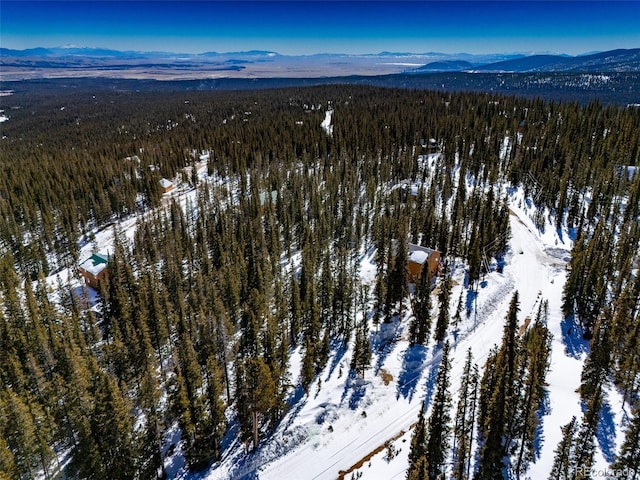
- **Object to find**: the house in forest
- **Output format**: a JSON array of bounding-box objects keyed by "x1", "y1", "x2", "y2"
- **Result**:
[
  {"x1": 518, "y1": 119, "x2": 528, "y2": 133},
  {"x1": 78, "y1": 253, "x2": 109, "y2": 289},
  {"x1": 160, "y1": 178, "x2": 175, "y2": 194},
  {"x1": 407, "y1": 243, "x2": 441, "y2": 283},
  {"x1": 397, "y1": 180, "x2": 420, "y2": 203}
]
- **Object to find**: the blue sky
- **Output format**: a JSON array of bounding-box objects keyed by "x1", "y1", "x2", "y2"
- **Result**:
[{"x1": 1, "y1": 1, "x2": 639, "y2": 55}]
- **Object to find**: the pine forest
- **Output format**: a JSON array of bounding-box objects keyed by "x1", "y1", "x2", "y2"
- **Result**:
[{"x1": 0, "y1": 82, "x2": 639, "y2": 479}]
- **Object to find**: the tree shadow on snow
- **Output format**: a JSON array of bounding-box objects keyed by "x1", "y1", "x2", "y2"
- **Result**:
[
  {"x1": 533, "y1": 390, "x2": 551, "y2": 461},
  {"x1": 560, "y1": 315, "x2": 590, "y2": 359},
  {"x1": 340, "y1": 370, "x2": 368, "y2": 410},
  {"x1": 396, "y1": 344, "x2": 429, "y2": 401},
  {"x1": 372, "y1": 314, "x2": 402, "y2": 374},
  {"x1": 465, "y1": 288, "x2": 478, "y2": 319},
  {"x1": 224, "y1": 456, "x2": 261, "y2": 480},
  {"x1": 325, "y1": 338, "x2": 348, "y2": 381},
  {"x1": 280, "y1": 384, "x2": 308, "y2": 433},
  {"x1": 596, "y1": 398, "x2": 617, "y2": 463},
  {"x1": 218, "y1": 419, "x2": 240, "y2": 460},
  {"x1": 422, "y1": 343, "x2": 445, "y2": 410},
  {"x1": 204, "y1": 420, "x2": 260, "y2": 480}
]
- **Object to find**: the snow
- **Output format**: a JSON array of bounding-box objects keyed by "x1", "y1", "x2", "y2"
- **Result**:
[
  {"x1": 160, "y1": 178, "x2": 175, "y2": 189},
  {"x1": 338, "y1": 201, "x2": 579, "y2": 480},
  {"x1": 78, "y1": 253, "x2": 108, "y2": 277},
  {"x1": 321, "y1": 110, "x2": 333, "y2": 136},
  {"x1": 408, "y1": 249, "x2": 429, "y2": 265},
  {"x1": 617, "y1": 165, "x2": 638, "y2": 180},
  {"x1": 36, "y1": 133, "x2": 627, "y2": 479},
  {"x1": 0, "y1": 110, "x2": 8, "y2": 122},
  {"x1": 196, "y1": 186, "x2": 623, "y2": 480},
  {"x1": 72, "y1": 170, "x2": 618, "y2": 480}
]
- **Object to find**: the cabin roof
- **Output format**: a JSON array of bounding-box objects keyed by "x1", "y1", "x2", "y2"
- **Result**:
[
  {"x1": 79, "y1": 253, "x2": 108, "y2": 277},
  {"x1": 159, "y1": 178, "x2": 174, "y2": 188}
]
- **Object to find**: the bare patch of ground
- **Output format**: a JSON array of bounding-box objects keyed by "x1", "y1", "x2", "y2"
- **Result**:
[
  {"x1": 519, "y1": 316, "x2": 532, "y2": 335},
  {"x1": 380, "y1": 368, "x2": 393, "y2": 386}
]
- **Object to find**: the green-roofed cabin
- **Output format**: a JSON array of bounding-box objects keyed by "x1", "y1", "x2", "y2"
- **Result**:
[{"x1": 78, "y1": 253, "x2": 109, "y2": 289}]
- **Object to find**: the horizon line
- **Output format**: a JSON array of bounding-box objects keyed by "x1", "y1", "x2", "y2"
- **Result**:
[{"x1": 3, "y1": 45, "x2": 633, "y2": 58}]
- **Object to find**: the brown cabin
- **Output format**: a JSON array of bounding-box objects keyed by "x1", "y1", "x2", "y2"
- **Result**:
[
  {"x1": 78, "y1": 253, "x2": 109, "y2": 289},
  {"x1": 160, "y1": 178, "x2": 175, "y2": 194},
  {"x1": 407, "y1": 243, "x2": 441, "y2": 283}
]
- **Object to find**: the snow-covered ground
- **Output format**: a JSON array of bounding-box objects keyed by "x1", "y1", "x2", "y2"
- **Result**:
[
  {"x1": 45, "y1": 125, "x2": 627, "y2": 479},
  {"x1": 196, "y1": 188, "x2": 627, "y2": 480},
  {"x1": 321, "y1": 109, "x2": 333, "y2": 137}
]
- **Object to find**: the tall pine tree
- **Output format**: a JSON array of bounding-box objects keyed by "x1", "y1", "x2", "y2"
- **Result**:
[
  {"x1": 452, "y1": 348, "x2": 478, "y2": 480},
  {"x1": 476, "y1": 291, "x2": 520, "y2": 480},
  {"x1": 425, "y1": 341, "x2": 453, "y2": 480}
]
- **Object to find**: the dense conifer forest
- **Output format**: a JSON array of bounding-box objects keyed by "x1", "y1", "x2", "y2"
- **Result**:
[{"x1": 0, "y1": 82, "x2": 638, "y2": 479}]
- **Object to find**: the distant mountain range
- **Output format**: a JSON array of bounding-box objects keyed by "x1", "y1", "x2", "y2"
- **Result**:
[
  {"x1": 413, "y1": 48, "x2": 640, "y2": 73},
  {"x1": 0, "y1": 47, "x2": 281, "y2": 58},
  {"x1": 0, "y1": 47, "x2": 638, "y2": 81}
]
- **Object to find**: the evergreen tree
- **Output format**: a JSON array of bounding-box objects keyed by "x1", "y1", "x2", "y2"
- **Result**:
[
  {"x1": 172, "y1": 334, "x2": 217, "y2": 470},
  {"x1": 185, "y1": 357, "x2": 226, "y2": 470},
  {"x1": 407, "y1": 405, "x2": 427, "y2": 478},
  {"x1": 548, "y1": 417, "x2": 577, "y2": 480},
  {"x1": 425, "y1": 341, "x2": 452, "y2": 480},
  {"x1": 451, "y1": 287, "x2": 464, "y2": 331},
  {"x1": 351, "y1": 316, "x2": 371, "y2": 377},
  {"x1": 612, "y1": 404, "x2": 640, "y2": 478},
  {"x1": 386, "y1": 225, "x2": 409, "y2": 320},
  {"x1": 2, "y1": 80, "x2": 639, "y2": 480},
  {"x1": 236, "y1": 357, "x2": 276, "y2": 450},
  {"x1": 434, "y1": 274, "x2": 452, "y2": 343},
  {"x1": 409, "y1": 263, "x2": 432, "y2": 346},
  {"x1": 467, "y1": 232, "x2": 482, "y2": 288},
  {"x1": 408, "y1": 456, "x2": 429, "y2": 480},
  {"x1": 452, "y1": 348, "x2": 478, "y2": 480},
  {"x1": 0, "y1": 436, "x2": 18, "y2": 480},
  {"x1": 239, "y1": 288, "x2": 264, "y2": 358},
  {"x1": 372, "y1": 268, "x2": 387, "y2": 327},
  {"x1": 0, "y1": 389, "x2": 46, "y2": 480},
  {"x1": 514, "y1": 301, "x2": 552, "y2": 476},
  {"x1": 138, "y1": 365, "x2": 166, "y2": 480},
  {"x1": 571, "y1": 385, "x2": 603, "y2": 480},
  {"x1": 580, "y1": 309, "x2": 613, "y2": 402},
  {"x1": 90, "y1": 372, "x2": 138, "y2": 480},
  {"x1": 476, "y1": 291, "x2": 520, "y2": 480},
  {"x1": 289, "y1": 272, "x2": 302, "y2": 346},
  {"x1": 300, "y1": 338, "x2": 317, "y2": 393},
  {"x1": 318, "y1": 328, "x2": 331, "y2": 375},
  {"x1": 612, "y1": 276, "x2": 640, "y2": 405}
]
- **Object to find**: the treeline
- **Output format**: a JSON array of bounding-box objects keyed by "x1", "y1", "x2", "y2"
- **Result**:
[{"x1": 0, "y1": 84, "x2": 639, "y2": 479}]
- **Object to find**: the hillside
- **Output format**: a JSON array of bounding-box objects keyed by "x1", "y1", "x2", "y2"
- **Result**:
[
  {"x1": 470, "y1": 49, "x2": 640, "y2": 73},
  {"x1": 0, "y1": 83, "x2": 638, "y2": 480},
  {"x1": 410, "y1": 48, "x2": 640, "y2": 73}
]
